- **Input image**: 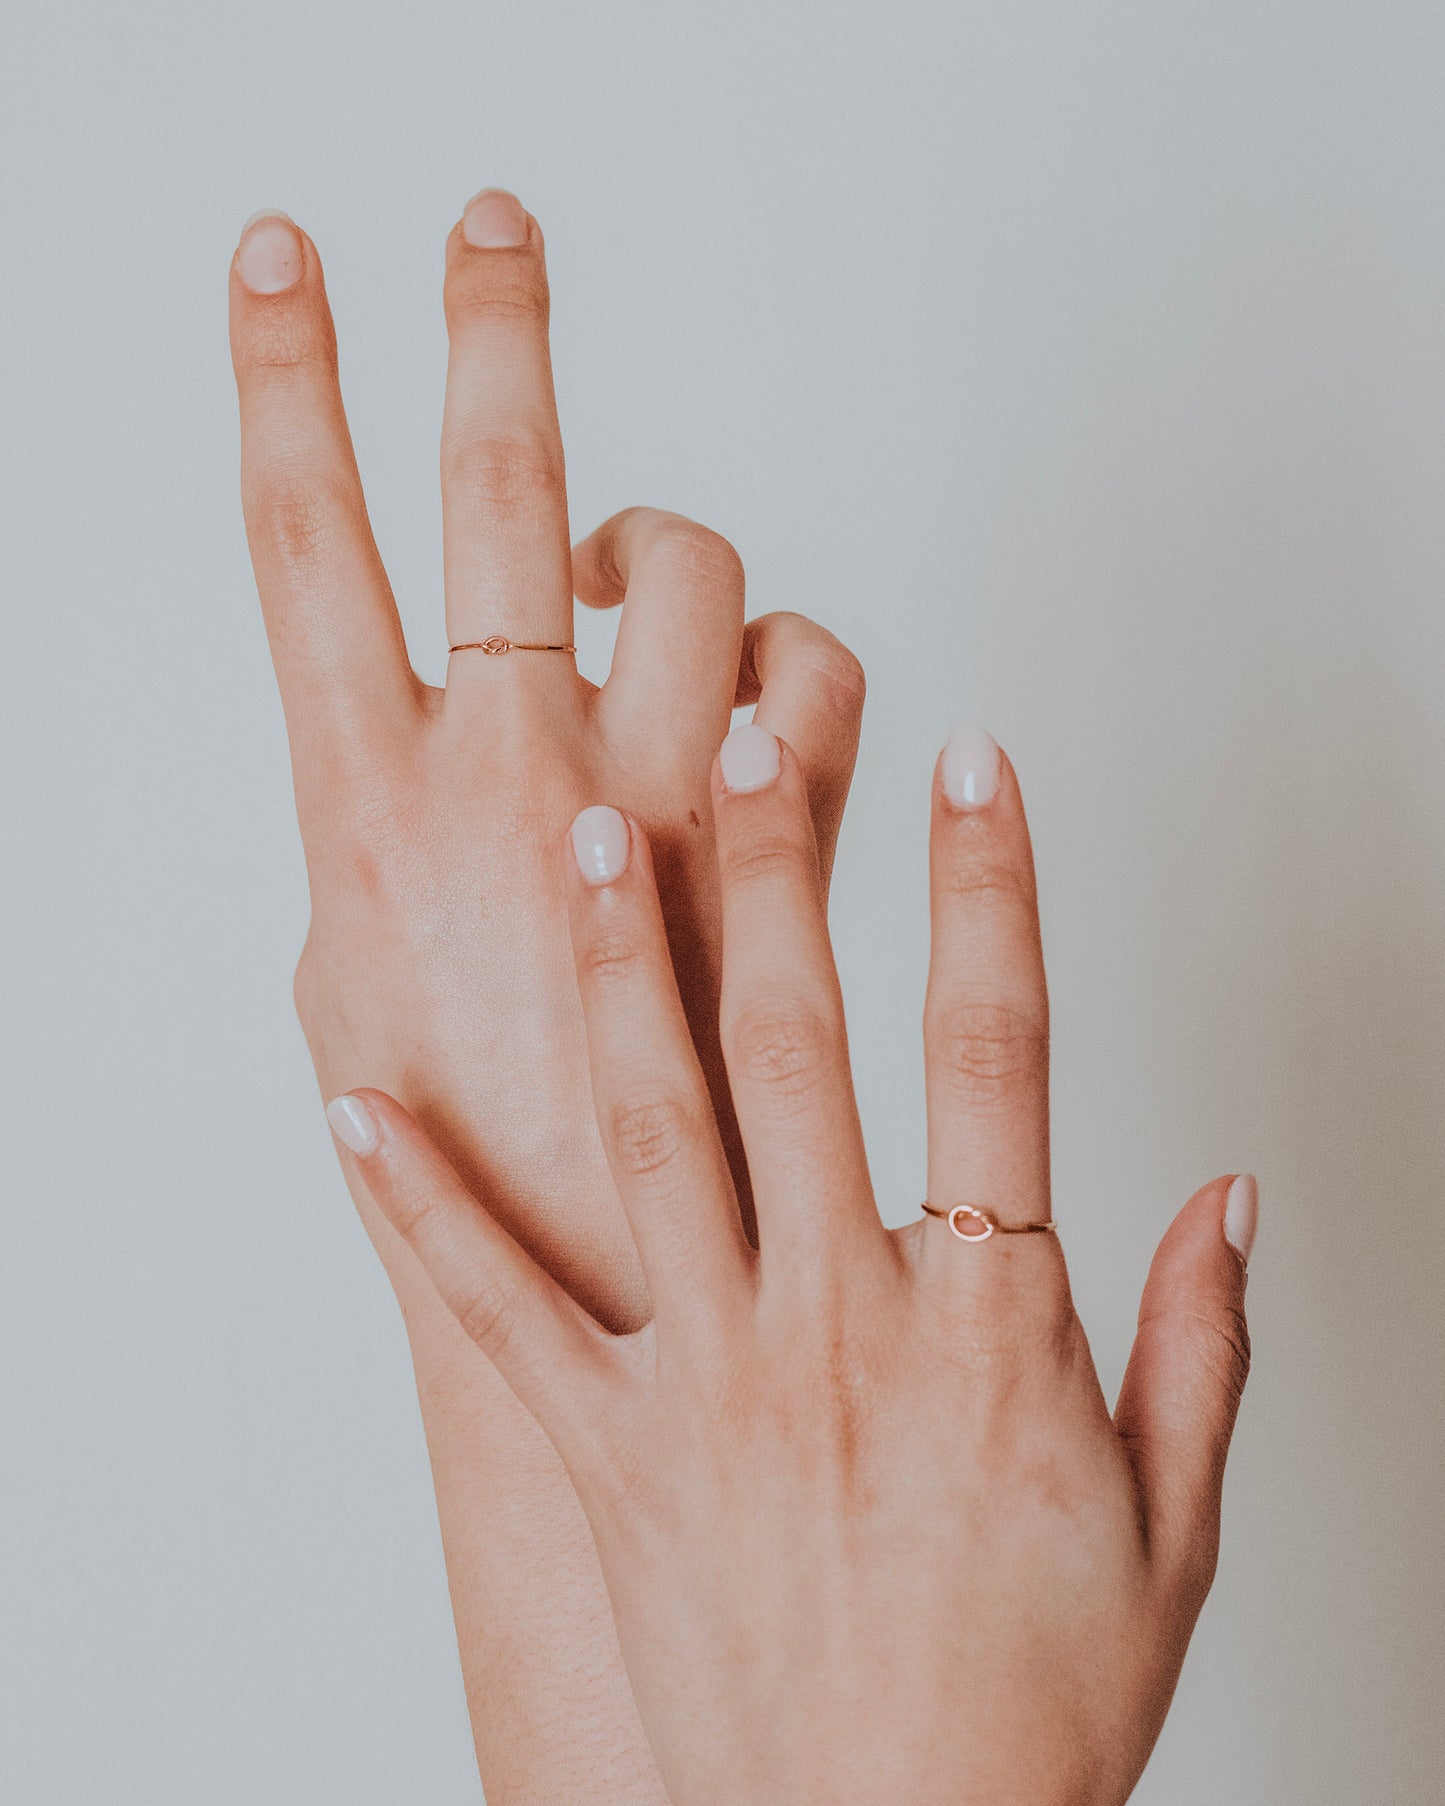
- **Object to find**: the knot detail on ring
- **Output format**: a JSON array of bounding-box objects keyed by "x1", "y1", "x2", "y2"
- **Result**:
[
  {"x1": 449, "y1": 636, "x2": 577, "y2": 656},
  {"x1": 920, "y1": 1202, "x2": 1057, "y2": 1239}
]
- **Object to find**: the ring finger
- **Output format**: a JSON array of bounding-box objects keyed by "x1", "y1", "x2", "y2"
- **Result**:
[{"x1": 923, "y1": 728, "x2": 1052, "y2": 1237}]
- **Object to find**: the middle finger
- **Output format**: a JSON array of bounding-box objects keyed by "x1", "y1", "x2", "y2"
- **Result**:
[
  {"x1": 440, "y1": 189, "x2": 577, "y2": 692},
  {"x1": 713, "y1": 725, "x2": 887, "y2": 1289}
]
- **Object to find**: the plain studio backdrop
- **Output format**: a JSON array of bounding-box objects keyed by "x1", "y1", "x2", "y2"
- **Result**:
[{"x1": 3, "y1": 2, "x2": 1443, "y2": 1800}]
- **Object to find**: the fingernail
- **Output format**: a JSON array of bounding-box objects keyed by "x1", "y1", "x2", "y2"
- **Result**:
[
  {"x1": 940, "y1": 727, "x2": 1001, "y2": 810},
  {"x1": 462, "y1": 188, "x2": 530, "y2": 248},
  {"x1": 1224, "y1": 1173, "x2": 1259, "y2": 1263},
  {"x1": 571, "y1": 805, "x2": 631, "y2": 885},
  {"x1": 719, "y1": 722, "x2": 781, "y2": 793},
  {"x1": 237, "y1": 213, "x2": 303, "y2": 294},
  {"x1": 326, "y1": 1094, "x2": 379, "y2": 1156}
]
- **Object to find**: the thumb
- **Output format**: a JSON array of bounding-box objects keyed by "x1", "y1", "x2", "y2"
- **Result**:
[{"x1": 1114, "y1": 1174, "x2": 1258, "y2": 1597}]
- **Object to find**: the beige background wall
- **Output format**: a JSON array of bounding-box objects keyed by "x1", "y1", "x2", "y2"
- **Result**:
[{"x1": 3, "y1": 2, "x2": 1441, "y2": 1798}]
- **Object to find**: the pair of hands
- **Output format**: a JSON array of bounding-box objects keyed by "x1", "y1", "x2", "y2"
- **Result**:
[{"x1": 232, "y1": 189, "x2": 1255, "y2": 1804}]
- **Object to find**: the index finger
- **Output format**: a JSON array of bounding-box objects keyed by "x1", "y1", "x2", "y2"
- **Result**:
[{"x1": 230, "y1": 212, "x2": 419, "y2": 781}]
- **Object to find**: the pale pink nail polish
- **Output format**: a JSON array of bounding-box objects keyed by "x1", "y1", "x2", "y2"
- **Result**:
[
  {"x1": 1224, "y1": 1173, "x2": 1259, "y2": 1263},
  {"x1": 462, "y1": 188, "x2": 530, "y2": 248},
  {"x1": 237, "y1": 213, "x2": 303, "y2": 294},
  {"x1": 940, "y1": 727, "x2": 1000, "y2": 810},
  {"x1": 327, "y1": 1095, "x2": 378, "y2": 1156},
  {"x1": 571, "y1": 805, "x2": 630, "y2": 885},
  {"x1": 719, "y1": 722, "x2": 781, "y2": 793}
]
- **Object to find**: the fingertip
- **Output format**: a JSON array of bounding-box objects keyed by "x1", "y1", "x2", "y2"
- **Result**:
[
  {"x1": 326, "y1": 1092, "x2": 379, "y2": 1156},
  {"x1": 1140, "y1": 1175, "x2": 1253, "y2": 1327},
  {"x1": 938, "y1": 726, "x2": 1001, "y2": 812},
  {"x1": 461, "y1": 186, "x2": 532, "y2": 250},
  {"x1": 1174, "y1": 1174, "x2": 1253, "y2": 1260},
  {"x1": 1224, "y1": 1172, "x2": 1259, "y2": 1265},
  {"x1": 236, "y1": 212, "x2": 305, "y2": 295},
  {"x1": 718, "y1": 722, "x2": 782, "y2": 795},
  {"x1": 570, "y1": 804, "x2": 633, "y2": 887}
]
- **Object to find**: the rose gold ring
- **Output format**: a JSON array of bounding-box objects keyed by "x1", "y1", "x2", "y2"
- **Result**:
[
  {"x1": 449, "y1": 636, "x2": 576, "y2": 655},
  {"x1": 920, "y1": 1202, "x2": 1057, "y2": 1242}
]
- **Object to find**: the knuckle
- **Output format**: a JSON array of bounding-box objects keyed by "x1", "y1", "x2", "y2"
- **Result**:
[
  {"x1": 246, "y1": 471, "x2": 351, "y2": 576},
  {"x1": 455, "y1": 1278, "x2": 520, "y2": 1360},
  {"x1": 719, "y1": 829, "x2": 812, "y2": 891},
  {"x1": 236, "y1": 308, "x2": 335, "y2": 377},
  {"x1": 291, "y1": 944, "x2": 321, "y2": 1032},
  {"x1": 764, "y1": 617, "x2": 865, "y2": 718},
  {"x1": 811, "y1": 640, "x2": 867, "y2": 719},
  {"x1": 927, "y1": 999, "x2": 1048, "y2": 1106},
  {"x1": 939, "y1": 853, "x2": 1033, "y2": 910},
  {"x1": 649, "y1": 519, "x2": 745, "y2": 591},
  {"x1": 309, "y1": 768, "x2": 416, "y2": 882},
  {"x1": 728, "y1": 996, "x2": 835, "y2": 1102},
  {"x1": 1181, "y1": 1303, "x2": 1253, "y2": 1407},
  {"x1": 605, "y1": 1092, "x2": 699, "y2": 1182},
  {"x1": 1178, "y1": 1524, "x2": 1224, "y2": 1609},
  {"x1": 577, "y1": 926, "x2": 648, "y2": 989},
  {"x1": 448, "y1": 255, "x2": 550, "y2": 327},
  {"x1": 442, "y1": 432, "x2": 564, "y2": 516},
  {"x1": 381, "y1": 1174, "x2": 446, "y2": 1244}
]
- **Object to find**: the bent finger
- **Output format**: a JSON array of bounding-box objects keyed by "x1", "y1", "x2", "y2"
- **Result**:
[
  {"x1": 738, "y1": 611, "x2": 865, "y2": 890},
  {"x1": 580, "y1": 507, "x2": 745, "y2": 771}
]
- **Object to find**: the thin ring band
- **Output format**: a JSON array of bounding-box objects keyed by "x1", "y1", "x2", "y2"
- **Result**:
[
  {"x1": 920, "y1": 1202, "x2": 1058, "y2": 1243},
  {"x1": 449, "y1": 636, "x2": 576, "y2": 655}
]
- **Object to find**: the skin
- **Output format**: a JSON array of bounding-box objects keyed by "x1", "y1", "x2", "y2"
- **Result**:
[
  {"x1": 229, "y1": 190, "x2": 864, "y2": 1800},
  {"x1": 343, "y1": 728, "x2": 1255, "y2": 1806}
]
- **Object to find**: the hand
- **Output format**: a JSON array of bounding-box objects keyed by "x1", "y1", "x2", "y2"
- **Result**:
[
  {"x1": 342, "y1": 721, "x2": 1257, "y2": 1806},
  {"x1": 229, "y1": 192, "x2": 864, "y2": 1797}
]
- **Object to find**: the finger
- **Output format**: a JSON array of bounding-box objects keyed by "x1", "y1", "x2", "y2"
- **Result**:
[
  {"x1": 325, "y1": 1088, "x2": 622, "y2": 1465},
  {"x1": 440, "y1": 190, "x2": 577, "y2": 694},
  {"x1": 712, "y1": 725, "x2": 885, "y2": 1284},
  {"x1": 230, "y1": 212, "x2": 418, "y2": 773},
  {"x1": 566, "y1": 806, "x2": 752, "y2": 1345},
  {"x1": 1114, "y1": 1174, "x2": 1256, "y2": 1601},
  {"x1": 738, "y1": 612, "x2": 866, "y2": 890},
  {"x1": 578, "y1": 508, "x2": 745, "y2": 769},
  {"x1": 924, "y1": 730, "x2": 1051, "y2": 1232}
]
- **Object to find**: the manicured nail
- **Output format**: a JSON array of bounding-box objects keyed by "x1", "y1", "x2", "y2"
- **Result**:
[
  {"x1": 571, "y1": 805, "x2": 631, "y2": 885},
  {"x1": 462, "y1": 188, "x2": 530, "y2": 249},
  {"x1": 1224, "y1": 1173, "x2": 1259, "y2": 1263},
  {"x1": 940, "y1": 727, "x2": 1000, "y2": 810},
  {"x1": 719, "y1": 722, "x2": 781, "y2": 793},
  {"x1": 237, "y1": 213, "x2": 303, "y2": 294},
  {"x1": 327, "y1": 1094, "x2": 379, "y2": 1156}
]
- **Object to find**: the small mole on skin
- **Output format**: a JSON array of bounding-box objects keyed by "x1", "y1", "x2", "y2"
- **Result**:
[{"x1": 689, "y1": 810, "x2": 700, "y2": 828}]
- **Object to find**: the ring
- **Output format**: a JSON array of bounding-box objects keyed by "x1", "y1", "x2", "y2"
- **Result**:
[
  {"x1": 449, "y1": 636, "x2": 576, "y2": 655},
  {"x1": 920, "y1": 1202, "x2": 1057, "y2": 1242}
]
